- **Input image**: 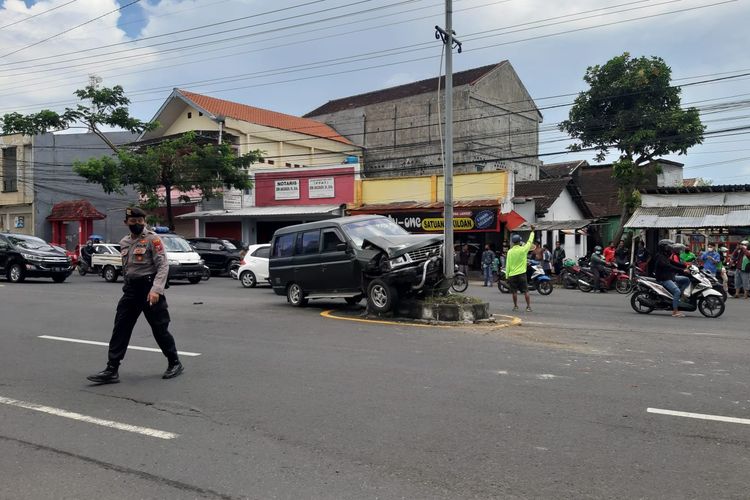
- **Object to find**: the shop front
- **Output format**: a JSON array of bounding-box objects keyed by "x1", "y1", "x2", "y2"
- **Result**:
[{"x1": 177, "y1": 164, "x2": 358, "y2": 244}]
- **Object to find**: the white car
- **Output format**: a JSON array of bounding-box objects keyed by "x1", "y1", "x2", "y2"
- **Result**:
[{"x1": 236, "y1": 244, "x2": 270, "y2": 288}]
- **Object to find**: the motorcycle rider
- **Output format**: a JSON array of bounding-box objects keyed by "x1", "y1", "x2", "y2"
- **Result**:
[
  {"x1": 655, "y1": 240, "x2": 691, "y2": 317},
  {"x1": 80, "y1": 239, "x2": 95, "y2": 270},
  {"x1": 589, "y1": 245, "x2": 608, "y2": 293}
]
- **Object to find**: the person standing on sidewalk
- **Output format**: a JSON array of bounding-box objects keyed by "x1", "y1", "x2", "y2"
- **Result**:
[
  {"x1": 481, "y1": 244, "x2": 495, "y2": 287},
  {"x1": 735, "y1": 240, "x2": 750, "y2": 299},
  {"x1": 458, "y1": 244, "x2": 471, "y2": 277},
  {"x1": 506, "y1": 226, "x2": 536, "y2": 312},
  {"x1": 552, "y1": 240, "x2": 566, "y2": 276},
  {"x1": 87, "y1": 207, "x2": 183, "y2": 384}
]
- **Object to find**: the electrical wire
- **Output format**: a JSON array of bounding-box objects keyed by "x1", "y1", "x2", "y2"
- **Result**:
[{"x1": 0, "y1": 0, "x2": 79, "y2": 31}]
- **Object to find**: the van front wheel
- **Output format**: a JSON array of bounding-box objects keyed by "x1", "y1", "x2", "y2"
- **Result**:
[
  {"x1": 287, "y1": 283, "x2": 308, "y2": 307},
  {"x1": 367, "y1": 279, "x2": 398, "y2": 314}
]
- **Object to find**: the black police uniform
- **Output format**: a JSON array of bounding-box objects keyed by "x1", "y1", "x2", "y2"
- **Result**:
[{"x1": 87, "y1": 208, "x2": 182, "y2": 384}]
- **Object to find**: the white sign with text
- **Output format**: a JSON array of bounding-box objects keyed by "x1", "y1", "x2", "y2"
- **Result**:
[
  {"x1": 275, "y1": 179, "x2": 300, "y2": 200},
  {"x1": 308, "y1": 177, "x2": 335, "y2": 199}
]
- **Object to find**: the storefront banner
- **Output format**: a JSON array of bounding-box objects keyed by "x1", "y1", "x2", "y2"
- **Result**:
[
  {"x1": 308, "y1": 177, "x2": 335, "y2": 199},
  {"x1": 387, "y1": 208, "x2": 499, "y2": 233},
  {"x1": 275, "y1": 179, "x2": 300, "y2": 200}
]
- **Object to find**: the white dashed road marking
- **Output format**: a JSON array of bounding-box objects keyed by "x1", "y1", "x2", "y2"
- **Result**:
[
  {"x1": 38, "y1": 335, "x2": 202, "y2": 356},
  {"x1": 647, "y1": 407, "x2": 750, "y2": 426},
  {"x1": 0, "y1": 396, "x2": 179, "y2": 439}
]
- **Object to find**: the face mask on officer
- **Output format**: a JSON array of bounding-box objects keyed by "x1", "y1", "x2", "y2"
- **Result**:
[{"x1": 128, "y1": 223, "x2": 145, "y2": 235}]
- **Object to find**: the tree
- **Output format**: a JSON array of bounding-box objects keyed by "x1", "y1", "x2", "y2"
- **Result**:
[
  {"x1": 74, "y1": 131, "x2": 262, "y2": 230},
  {"x1": 560, "y1": 52, "x2": 705, "y2": 242},
  {"x1": 1, "y1": 84, "x2": 156, "y2": 152},
  {"x1": 1, "y1": 84, "x2": 262, "y2": 229}
]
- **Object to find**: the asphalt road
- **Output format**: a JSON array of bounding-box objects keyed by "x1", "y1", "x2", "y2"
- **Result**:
[{"x1": 1, "y1": 273, "x2": 749, "y2": 499}]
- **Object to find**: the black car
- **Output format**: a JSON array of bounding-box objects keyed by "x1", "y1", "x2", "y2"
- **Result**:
[
  {"x1": 269, "y1": 215, "x2": 444, "y2": 313},
  {"x1": 187, "y1": 237, "x2": 242, "y2": 275},
  {"x1": 0, "y1": 233, "x2": 73, "y2": 283}
]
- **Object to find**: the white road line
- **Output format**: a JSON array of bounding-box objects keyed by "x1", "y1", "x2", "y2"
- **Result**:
[
  {"x1": 647, "y1": 407, "x2": 750, "y2": 426},
  {"x1": 38, "y1": 335, "x2": 201, "y2": 356},
  {"x1": 0, "y1": 396, "x2": 178, "y2": 439}
]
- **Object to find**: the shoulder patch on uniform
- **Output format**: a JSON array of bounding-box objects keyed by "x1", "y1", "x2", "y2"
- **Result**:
[{"x1": 153, "y1": 238, "x2": 164, "y2": 253}]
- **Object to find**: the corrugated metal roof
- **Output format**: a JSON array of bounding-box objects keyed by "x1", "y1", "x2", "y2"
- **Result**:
[
  {"x1": 625, "y1": 205, "x2": 750, "y2": 228},
  {"x1": 533, "y1": 219, "x2": 594, "y2": 231},
  {"x1": 177, "y1": 205, "x2": 343, "y2": 220}
]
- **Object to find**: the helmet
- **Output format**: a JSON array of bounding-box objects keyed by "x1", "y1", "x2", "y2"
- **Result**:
[
  {"x1": 594, "y1": 245, "x2": 602, "y2": 252},
  {"x1": 658, "y1": 239, "x2": 675, "y2": 255},
  {"x1": 741, "y1": 240, "x2": 749, "y2": 246},
  {"x1": 511, "y1": 234, "x2": 522, "y2": 244},
  {"x1": 672, "y1": 243, "x2": 686, "y2": 253}
]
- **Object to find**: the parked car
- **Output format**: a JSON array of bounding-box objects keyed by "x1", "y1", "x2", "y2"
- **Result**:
[
  {"x1": 269, "y1": 215, "x2": 444, "y2": 313},
  {"x1": 233, "y1": 244, "x2": 271, "y2": 288},
  {"x1": 187, "y1": 237, "x2": 243, "y2": 275},
  {"x1": 158, "y1": 233, "x2": 206, "y2": 284},
  {"x1": 0, "y1": 233, "x2": 73, "y2": 283}
]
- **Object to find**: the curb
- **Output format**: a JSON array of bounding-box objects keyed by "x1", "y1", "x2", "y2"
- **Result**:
[{"x1": 320, "y1": 310, "x2": 523, "y2": 329}]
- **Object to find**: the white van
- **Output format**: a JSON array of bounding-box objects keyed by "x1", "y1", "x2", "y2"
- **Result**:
[{"x1": 157, "y1": 232, "x2": 206, "y2": 284}]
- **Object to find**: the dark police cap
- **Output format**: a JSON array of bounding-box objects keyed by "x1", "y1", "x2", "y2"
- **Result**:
[{"x1": 125, "y1": 207, "x2": 146, "y2": 219}]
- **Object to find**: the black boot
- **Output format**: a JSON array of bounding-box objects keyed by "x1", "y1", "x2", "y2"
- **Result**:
[
  {"x1": 87, "y1": 365, "x2": 119, "y2": 384},
  {"x1": 163, "y1": 360, "x2": 183, "y2": 379}
]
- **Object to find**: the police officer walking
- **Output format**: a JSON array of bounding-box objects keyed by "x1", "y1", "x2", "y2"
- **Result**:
[{"x1": 87, "y1": 207, "x2": 183, "y2": 384}]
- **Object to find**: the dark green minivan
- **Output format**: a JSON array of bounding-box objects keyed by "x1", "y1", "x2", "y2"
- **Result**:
[{"x1": 269, "y1": 215, "x2": 444, "y2": 313}]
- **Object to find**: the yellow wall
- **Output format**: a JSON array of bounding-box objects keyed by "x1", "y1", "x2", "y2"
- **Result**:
[{"x1": 359, "y1": 171, "x2": 508, "y2": 205}]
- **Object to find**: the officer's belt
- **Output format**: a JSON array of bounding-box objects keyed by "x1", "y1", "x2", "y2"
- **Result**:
[{"x1": 123, "y1": 275, "x2": 155, "y2": 284}]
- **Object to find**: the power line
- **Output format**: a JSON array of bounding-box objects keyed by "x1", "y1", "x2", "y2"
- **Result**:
[
  {"x1": 0, "y1": 0, "x2": 143, "y2": 59},
  {"x1": 0, "y1": 0, "x2": 79, "y2": 31}
]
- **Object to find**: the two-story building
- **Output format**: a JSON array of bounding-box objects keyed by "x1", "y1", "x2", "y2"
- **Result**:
[{"x1": 304, "y1": 61, "x2": 542, "y2": 181}]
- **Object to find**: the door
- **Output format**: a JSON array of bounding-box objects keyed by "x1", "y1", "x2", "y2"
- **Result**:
[
  {"x1": 318, "y1": 228, "x2": 360, "y2": 293},
  {"x1": 292, "y1": 229, "x2": 322, "y2": 292},
  {"x1": 0, "y1": 235, "x2": 9, "y2": 272},
  {"x1": 270, "y1": 232, "x2": 296, "y2": 292}
]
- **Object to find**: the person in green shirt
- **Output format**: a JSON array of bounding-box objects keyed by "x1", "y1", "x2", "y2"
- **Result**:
[
  {"x1": 680, "y1": 248, "x2": 696, "y2": 264},
  {"x1": 505, "y1": 225, "x2": 535, "y2": 312}
]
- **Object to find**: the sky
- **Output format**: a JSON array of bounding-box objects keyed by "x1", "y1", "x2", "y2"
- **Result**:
[{"x1": 0, "y1": 0, "x2": 748, "y2": 184}]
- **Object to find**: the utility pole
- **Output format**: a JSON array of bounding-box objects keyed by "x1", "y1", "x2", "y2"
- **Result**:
[{"x1": 435, "y1": 2, "x2": 462, "y2": 280}]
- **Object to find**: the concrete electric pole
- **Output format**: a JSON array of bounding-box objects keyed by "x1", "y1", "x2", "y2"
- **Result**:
[{"x1": 435, "y1": 1, "x2": 462, "y2": 280}]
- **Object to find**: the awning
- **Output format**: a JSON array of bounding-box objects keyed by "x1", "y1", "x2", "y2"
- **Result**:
[
  {"x1": 177, "y1": 204, "x2": 344, "y2": 220},
  {"x1": 625, "y1": 205, "x2": 750, "y2": 229},
  {"x1": 498, "y1": 210, "x2": 527, "y2": 230},
  {"x1": 532, "y1": 219, "x2": 594, "y2": 231}
]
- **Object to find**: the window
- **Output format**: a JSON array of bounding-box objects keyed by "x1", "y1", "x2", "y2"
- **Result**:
[
  {"x1": 187, "y1": 112, "x2": 192, "y2": 119},
  {"x1": 267, "y1": 160, "x2": 274, "y2": 165},
  {"x1": 252, "y1": 246, "x2": 270, "y2": 258},
  {"x1": 285, "y1": 163, "x2": 292, "y2": 167},
  {"x1": 209, "y1": 242, "x2": 225, "y2": 251},
  {"x1": 198, "y1": 112, "x2": 203, "y2": 116},
  {"x1": 2, "y1": 147, "x2": 18, "y2": 192},
  {"x1": 295, "y1": 230, "x2": 320, "y2": 255},
  {"x1": 342, "y1": 218, "x2": 408, "y2": 247},
  {"x1": 322, "y1": 229, "x2": 345, "y2": 252},
  {"x1": 193, "y1": 241, "x2": 211, "y2": 250},
  {"x1": 273, "y1": 233, "x2": 295, "y2": 257}
]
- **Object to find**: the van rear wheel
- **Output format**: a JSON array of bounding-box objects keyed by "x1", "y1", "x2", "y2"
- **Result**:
[{"x1": 287, "y1": 282, "x2": 308, "y2": 307}]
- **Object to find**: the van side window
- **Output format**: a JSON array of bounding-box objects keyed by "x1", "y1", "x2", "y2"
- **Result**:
[
  {"x1": 322, "y1": 229, "x2": 345, "y2": 252},
  {"x1": 273, "y1": 233, "x2": 295, "y2": 257},
  {"x1": 296, "y1": 230, "x2": 321, "y2": 255}
]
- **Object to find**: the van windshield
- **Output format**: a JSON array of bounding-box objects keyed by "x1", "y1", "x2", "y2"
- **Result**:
[
  {"x1": 161, "y1": 236, "x2": 194, "y2": 252},
  {"x1": 342, "y1": 218, "x2": 408, "y2": 247}
]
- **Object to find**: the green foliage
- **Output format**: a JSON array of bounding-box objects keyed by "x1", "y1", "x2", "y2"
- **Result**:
[
  {"x1": 560, "y1": 52, "x2": 705, "y2": 240},
  {"x1": 73, "y1": 131, "x2": 262, "y2": 229},
  {"x1": 0, "y1": 84, "x2": 156, "y2": 150}
]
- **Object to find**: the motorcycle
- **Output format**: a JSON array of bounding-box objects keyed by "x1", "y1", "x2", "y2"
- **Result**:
[
  {"x1": 450, "y1": 264, "x2": 469, "y2": 293},
  {"x1": 559, "y1": 258, "x2": 583, "y2": 289},
  {"x1": 577, "y1": 263, "x2": 632, "y2": 294},
  {"x1": 498, "y1": 260, "x2": 553, "y2": 295},
  {"x1": 699, "y1": 268, "x2": 728, "y2": 301},
  {"x1": 629, "y1": 265, "x2": 725, "y2": 318}
]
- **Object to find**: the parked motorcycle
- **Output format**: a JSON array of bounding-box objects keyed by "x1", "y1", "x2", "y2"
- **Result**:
[
  {"x1": 451, "y1": 265, "x2": 469, "y2": 293},
  {"x1": 577, "y1": 263, "x2": 632, "y2": 294},
  {"x1": 629, "y1": 265, "x2": 725, "y2": 318},
  {"x1": 498, "y1": 260, "x2": 553, "y2": 295},
  {"x1": 559, "y1": 258, "x2": 582, "y2": 289}
]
